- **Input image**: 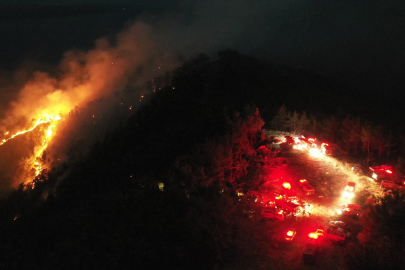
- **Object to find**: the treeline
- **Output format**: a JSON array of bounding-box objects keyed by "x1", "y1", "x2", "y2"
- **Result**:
[
  {"x1": 272, "y1": 104, "x2": 405, "y2": 169},
  {"x1": 347, "y1": 191, "x2": 405, "y2": 269},
  {"x1": 0, "y1": 53, "x2": 270, "y2": 270}
]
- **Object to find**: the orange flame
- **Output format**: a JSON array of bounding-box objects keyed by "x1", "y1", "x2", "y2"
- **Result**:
[
  {"x1": 0, "y1": 114, "x2": 61, "y2": 146},
  {"x1": 0, "y1": 113, "x2": 62, "y2": 184}
]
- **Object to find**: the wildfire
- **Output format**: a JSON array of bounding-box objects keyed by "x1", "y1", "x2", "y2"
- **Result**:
[
  {"x1": 0, "y1": 113, "x2": 62, "y2": 183},
  {"x1": 0, "y1": 114, "x2": 61, "y2": 146}
]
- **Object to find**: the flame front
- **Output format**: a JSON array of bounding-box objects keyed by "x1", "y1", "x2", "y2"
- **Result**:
[
  {"x1": 0, "y1": 114, "x2": 61, "y2": 147},
  {"x1": 1, "y1": 113, "x2": 62, "y2": 185}
]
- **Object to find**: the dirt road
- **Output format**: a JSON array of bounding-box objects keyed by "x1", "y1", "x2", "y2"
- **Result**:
[{"x1": 246, "y1": 144, "x2": 382, "y2": 270}]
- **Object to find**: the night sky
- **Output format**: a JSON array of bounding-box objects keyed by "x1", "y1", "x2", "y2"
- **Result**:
[{"x1": 0, "y1": 0, "x2": 404, "y2": 104}]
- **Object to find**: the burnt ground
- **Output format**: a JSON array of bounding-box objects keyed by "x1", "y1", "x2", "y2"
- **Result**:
[{"x1": 235, "y1": 140, "x2": 385, "y2": 270}]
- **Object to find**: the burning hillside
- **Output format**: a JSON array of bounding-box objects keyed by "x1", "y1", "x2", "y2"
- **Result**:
[{"x1": 0, "y1": 22, "x2": 178, "y2": 192}]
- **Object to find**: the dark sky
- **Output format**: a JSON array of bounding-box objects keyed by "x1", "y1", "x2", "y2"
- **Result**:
[{"x1": 0, "y1": 0, "x2": 404, "y2": 97}]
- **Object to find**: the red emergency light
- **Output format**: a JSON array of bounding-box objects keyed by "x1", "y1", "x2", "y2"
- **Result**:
[
  {"x1": 282, "y1": 182, "x2": 291, "y2": 189},
  {"x1": 308, "y1": 233, "x2": 318, "y2": 239}
]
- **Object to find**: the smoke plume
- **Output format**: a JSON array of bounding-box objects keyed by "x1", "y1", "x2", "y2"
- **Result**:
[{"x1": 0, "y1": 21, "x2": 179, "y2": 190}]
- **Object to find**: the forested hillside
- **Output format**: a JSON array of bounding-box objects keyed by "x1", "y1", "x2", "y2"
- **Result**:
[{"x1": 0, "y1": 51, "x2": 402, "y2": 269}]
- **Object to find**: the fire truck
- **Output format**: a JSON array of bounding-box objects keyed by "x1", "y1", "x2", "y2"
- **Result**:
[
  {"x1": 261, "y1": 207, "x2": 284, "y2": 220},
  {"x1": 321, "y1": 143, "x2": 332, "y2": 155},
  {"x1": 299, "y1": 179, "x2": 315, "y2": 195},
  {"x1": 342, "y1": 182, "x2": 356, "y2": 199},
  {"x1": 303, "y1": 238, "x2": 319, "y2": 265},
  {"x1": 326, "y1": 226, "x2": 347, "y2": 244},
  {"x1": 369, "y1": 165, "x2": 393, "y2": 181}
]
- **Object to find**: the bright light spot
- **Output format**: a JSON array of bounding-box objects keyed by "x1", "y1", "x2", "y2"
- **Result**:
[
  {"x1": 293, "y1": 144, "x2": 304, "y2": 150},
  {"x1": 46, "y1": 129, "x2": 53, "y2": 138},
  {"x1": 372, "y1": 173, "x2": 377, "y2": 180},
  {"x1": 342, "y1": 191, "x2": 354, "y2": 199},
  {"x1": 282, "y1": 182, "x2": 291, "y2": 189},
  {"x1": 287, "y1": 231, "x2": 294, "y2": 236},
  {"x1": 308, "y1": 233, "x2": 318, "y2": 239},
  {"x1": 386, "y1": 170, "x2": 393, "y2": 174},
  {"x1": 4, "y1": 131, "x2": 9, "y2": 135},
  {"x1": 309, "y1": 148, "x2": 322, "y2": 157},
  {"x1": 337, "y1": 209, "x2": 342, "y2": 215}
]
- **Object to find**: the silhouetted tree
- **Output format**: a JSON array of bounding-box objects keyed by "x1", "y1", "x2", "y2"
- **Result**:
[
  {"x1": 287, "y1": 110, "x2": 299, "y2": 133},
  {"x1": 341, "y1": 116, "x2": 362, "y2": 155},
  {"x1": 271, "y1": 104, "x2": 288, "y2": 130},
  {"x1": 322, "y1": 116, "x2": 339, "y2": 142},
  {"x1": 361, "y1": 123, "x2": 373, "y2": 159},
  {"x1": 297, "y1": 110, "x2": 310, "y2": 134}
]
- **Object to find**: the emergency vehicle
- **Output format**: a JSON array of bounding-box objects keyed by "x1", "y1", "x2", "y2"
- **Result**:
[
  {"x1": 285, "y1": 229, "x2": 296, "y2": 242},
  {"x1": 369, "y1": 165, "x2": 393, "y2": 181},
  {"x1": 261, "y1": 207, "x2": 284, "y2": 220},
  {"x1": 327, "y1": 226, "x2": 347, "y2": 244},
  {"x1": 337, "y1": 203, "x2": 360, "y2": 216},
  {"x1": 299, "y1": 179, "x2": 315, "y2": 195},
  {"x1": 342, "y1": 182, "x2": 356, "y2": 199}
]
